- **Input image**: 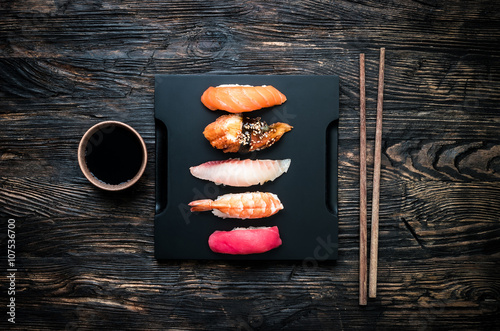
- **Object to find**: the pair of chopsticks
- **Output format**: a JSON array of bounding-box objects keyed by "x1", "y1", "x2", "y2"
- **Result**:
[{"x1": 359, "y1": 48, "x2": 385, "y2": 306}]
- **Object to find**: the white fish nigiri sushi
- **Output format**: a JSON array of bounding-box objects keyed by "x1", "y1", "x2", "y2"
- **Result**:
[
  {"x1": 190, "y1": 158, "x2": 291, "y2": 187},
  {"x1": 208, "y1": 226, "x2": 282, "y2": 254}
]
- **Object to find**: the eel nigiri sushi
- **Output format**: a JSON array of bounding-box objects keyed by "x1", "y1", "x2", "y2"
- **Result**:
[
  {"x1": 201, "y1": 85, "x2": 287, "y2": 113},
  {"x1": 189, "y1": 192, "x2": 283, "y2": 219},
  {"x1": 203, "y1": 114, "x2": 292, "y2": 153},
  {"x1": 208, "y1": 226, "x2": 282, "y2": 255},
  {"x1": 190, "y1": 158, "x2": 291, "y2": 187}
]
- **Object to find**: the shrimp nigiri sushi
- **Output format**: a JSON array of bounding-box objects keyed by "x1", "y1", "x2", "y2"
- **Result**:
[
  {"x1": 201, "y1": 84, "x2": 287, "y2": 113},
  {"x1": 203, "y1": 114, "x2": 293, "y2": 153},
  {"x1": 190, "y1": 159, "x2": 291, "y2": 187},
  {"x1": 208, "y1": 226, "x2": 282, "y2": 255},
  {"x1": 189, "y1": 192, "x2": 283, "y2": 219}
]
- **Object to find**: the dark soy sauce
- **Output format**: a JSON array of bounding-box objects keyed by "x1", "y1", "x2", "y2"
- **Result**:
[{"x1": 85, "y1": 125, "x2": 143, "y2": 185}]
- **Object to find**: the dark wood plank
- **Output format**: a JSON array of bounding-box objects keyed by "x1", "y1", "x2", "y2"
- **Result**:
[{"x1": 1, "y1": 56, "x2": 499, "y2": 140}]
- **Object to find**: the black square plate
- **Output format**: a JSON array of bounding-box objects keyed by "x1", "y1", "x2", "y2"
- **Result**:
[{"x1": 155, "y1": 75, "x2": 338, "y2": 260}]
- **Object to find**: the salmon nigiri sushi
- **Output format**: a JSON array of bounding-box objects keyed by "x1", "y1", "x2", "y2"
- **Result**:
[
  {"x1": 190, "y1": 159, "x2": 291, "y2": 187},
  {"x1": 189, "y1": 192, "x2": 283, "y2": 219},
  {"x1": 201, "y1": 84, "x2": 287, "y2": 113},
  {"x1": 208, "y1": 226, "x2": 282, "y2": 255}
]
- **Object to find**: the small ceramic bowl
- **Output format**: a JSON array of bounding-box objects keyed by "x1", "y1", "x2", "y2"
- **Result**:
[{"x1": 78, "y1": 121, "x2": 147, "y2": 191}]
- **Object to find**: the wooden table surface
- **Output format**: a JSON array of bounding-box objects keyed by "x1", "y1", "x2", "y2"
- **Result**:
[{"x1": 1, "y1": 1, "x2": 499, "y2": 330}]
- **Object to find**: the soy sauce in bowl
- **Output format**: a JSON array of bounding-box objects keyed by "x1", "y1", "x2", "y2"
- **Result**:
[{"x1": 78, "y1": 121, "x2": 147, "y2": 191}]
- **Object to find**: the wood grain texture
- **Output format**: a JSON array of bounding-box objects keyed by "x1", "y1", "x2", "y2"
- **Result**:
[{"x1": 1, "y1": 0, "x2": 499, "y2": 329}]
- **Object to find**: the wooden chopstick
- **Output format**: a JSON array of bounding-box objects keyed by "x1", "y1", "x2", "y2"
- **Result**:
[
  {"x1": 359, "y1": 53, "x2": 368, "y2": 306},
  {"x1": 369, "y1": 47, "x2": 385, "y2": 299}
]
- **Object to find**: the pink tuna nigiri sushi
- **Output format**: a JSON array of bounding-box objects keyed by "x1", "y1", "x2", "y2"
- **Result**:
[
  {"x1": 201, "y1": 85, "x2": 287, "y2": 113},
  {"x1": 209, "y1": 226, "x2": 282, "y2": 254},
  {"x1": 190, "y1": 158, "x2": 291, "y2": 187},
  {"x1": 189, "y1": 192, "x2": 283, "y2": 219}
]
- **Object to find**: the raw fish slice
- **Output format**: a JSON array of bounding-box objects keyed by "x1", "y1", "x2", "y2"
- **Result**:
[
  {"x1": 201, "y1": 85, "x2": 287, "y2": 113},
  {"x1": 190, "y1": 159, "x2": 291, "y2": 187},
  {"x1": 203, "y1": 114, "x2": 293, "y2": 153},
  {"x1": 208, "y1": 226, "x2": 282, "y2": 255},
  {"x1": 189, "y1": 192, "x2": 283, "y2": 219}
]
